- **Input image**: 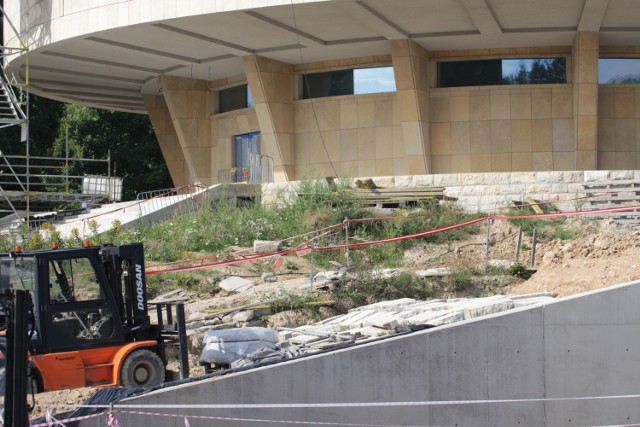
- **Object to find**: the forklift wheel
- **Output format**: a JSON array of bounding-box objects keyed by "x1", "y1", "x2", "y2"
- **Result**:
[{"x1": 120, "y1": 349, "x2": 165, "y2": 389}]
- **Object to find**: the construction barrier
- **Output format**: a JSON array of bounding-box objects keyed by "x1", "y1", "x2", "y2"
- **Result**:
[{"x1": 145, "y1": 204, "x2": 640, "y2": 276}]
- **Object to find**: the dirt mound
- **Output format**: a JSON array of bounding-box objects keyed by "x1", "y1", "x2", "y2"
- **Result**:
[{"x1": 510, "y1": 221, "x2": 640, "y2": 297}]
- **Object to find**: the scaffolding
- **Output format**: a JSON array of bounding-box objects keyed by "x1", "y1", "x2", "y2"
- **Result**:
[
  {"x1": 0, "y1": 4, "x2": 30, "y2": 220},
  {"x1": 0, "y1": 6, "x2": 117, "y2": 225}
]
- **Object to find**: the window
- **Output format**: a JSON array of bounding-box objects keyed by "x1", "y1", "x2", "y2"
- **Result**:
[
  {"x1": 354, "y1": 67, "x2": 396, "y2": 94},
  {"x1": 49, "y1": 258, "x2": 101, "y2": 304},
  {"x1": 218, "y1": 84, "x2": 254, "y2": 113},
  {"x1": 47, "y1": 257, "x2": 118, "y2": 347},
  {"x1": 302, "y1": 66, "x2": 395, "y2": 99},
  {"x1": 437, "y1": 58, "x2": 566, "y2": 87},
  {"x1": 599, "y1": 58, "x2": 640, "y2": 84},
  {"x1": 0, "y1": 257, "x2": 36, "y2": 292}
]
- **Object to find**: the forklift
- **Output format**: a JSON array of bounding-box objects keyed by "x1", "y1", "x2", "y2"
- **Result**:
[{"x1": 0, "y1": 243, "x2": 188, "y2": 394}]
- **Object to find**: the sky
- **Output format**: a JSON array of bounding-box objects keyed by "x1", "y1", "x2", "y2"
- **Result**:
[
  {"x1": 354, "y1": 67, "x2": 396, "y2": 94},
  {"x1": 599, "y1": 59, "x2": 640, "y2": 83}
]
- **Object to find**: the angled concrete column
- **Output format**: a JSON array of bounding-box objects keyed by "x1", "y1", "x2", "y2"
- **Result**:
[
  {"x1": 243, "y1": 55, "x2": 294, "y2": 182},
  {"x1": 391, "y1": 39, "x2": 431, "y2": 174},
  {"x1": 159, "y1": 75, "x2": 214, "y2": 185},
  {"x1": 572, "y1": 31, "x2": 599, "y2": 170},
  {"x1": 143, "y1": 94, "x2": 188, "y2": 187}
]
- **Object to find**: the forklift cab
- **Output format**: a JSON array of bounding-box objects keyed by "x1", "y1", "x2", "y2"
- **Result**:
[{"x1": 0, "y1": 248, "x2": 125, "y2": 355}]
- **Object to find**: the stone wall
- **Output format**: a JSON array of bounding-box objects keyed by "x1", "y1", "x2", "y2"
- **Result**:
[
  {"x1": 429, "y1": 85, "x2": 575, "y2": 173},
  {"x1": 598, "y1": 86, "x2": 640, "y2": 170},
  {"x1": 262, "y1": 170, "x2": 640, "y2": 212},
  {"x1": 292, "y1": 93, "x2": 400, "y2": 178}
]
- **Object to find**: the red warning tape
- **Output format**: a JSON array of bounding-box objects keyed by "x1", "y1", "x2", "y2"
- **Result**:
[
  {"x1": 146, "y1": 205, "x2": 640, "y2": 276},
  {"x1": 29, "y1": 411, "x2": 105, "y2": 426}
]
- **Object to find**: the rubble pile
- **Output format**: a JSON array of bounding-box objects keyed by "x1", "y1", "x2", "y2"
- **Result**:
[{"x1": 199, "y1": 293, "x2": 555, "y2": 369}]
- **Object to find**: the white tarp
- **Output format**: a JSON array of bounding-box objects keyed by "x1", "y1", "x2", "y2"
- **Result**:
[{"x1": 200, "y1": 327, "x2": 279, "y2": 365}]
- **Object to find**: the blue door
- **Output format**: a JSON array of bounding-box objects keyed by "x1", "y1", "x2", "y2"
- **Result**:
[{"x1": 233, "y1": 132, "x2": 260, "y2": 183}]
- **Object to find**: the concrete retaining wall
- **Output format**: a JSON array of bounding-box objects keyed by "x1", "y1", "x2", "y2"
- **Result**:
[
  {"x1": 79, "y1": 280, "x2": 640, "y2": 427},
  {"x1": 262, "y1": 170, "x2": 640, "y2": 211}
]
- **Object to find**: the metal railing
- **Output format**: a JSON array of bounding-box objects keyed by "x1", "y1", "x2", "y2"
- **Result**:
[
  {"x1": 0, "y1": 151, "x2": 112, "y2": 194},
  {"x1": 136, "y1": 184, "x2": 207, "y2": 219},
  {"x1": 217, "y1": 153, "x2": 274, "y2": 184}
]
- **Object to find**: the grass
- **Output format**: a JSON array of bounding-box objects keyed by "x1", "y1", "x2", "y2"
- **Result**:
[{"x1": 0, "y1": 179, "x2": 585, "y2": 304}]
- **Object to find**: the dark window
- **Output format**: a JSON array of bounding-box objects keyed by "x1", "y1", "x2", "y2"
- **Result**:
[
  {"x1": 599, "y1": 58, "x2": 640, "y2": 84},
  {"x1": 438, "y1": 60, "x2": 502, "y2": 88},
  {"x1": 303, "y1": 70, "x2": 353, "y2": 99},
  {"x1": 437, "y1": 58, "x2": 566, "y2": 87},
  {"x1": 218, "y1": 84, "x2": 253, "y2": 113},
  {"x1": 302, "y1": 66, "x2": 396, "y2": 99}
]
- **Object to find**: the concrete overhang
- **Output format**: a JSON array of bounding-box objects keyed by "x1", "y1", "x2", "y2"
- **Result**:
[{"x1": 3, "y1": 0, "x2": 639, "y2": 113}]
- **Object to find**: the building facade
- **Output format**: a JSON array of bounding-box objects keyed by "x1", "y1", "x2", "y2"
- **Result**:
[{"x1": 3, "y1": 0, "x2": 640, "y2": 187}]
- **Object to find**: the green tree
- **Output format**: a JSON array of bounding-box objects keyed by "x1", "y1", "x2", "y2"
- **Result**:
[
  {"x1": 52, "y1": 104, "x2": 172, "y2": 200},
  {"x1": 528, "y1": 59, "x2": 547, "y2": 83},
  {"x1": 0, "y1": 94, "x2": 65, "y2": 156},
  {"x1": 515, "y1": 61, "x2": 529, "y2": 84}
]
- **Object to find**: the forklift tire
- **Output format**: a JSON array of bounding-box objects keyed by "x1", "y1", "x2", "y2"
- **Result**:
[{"x1": 120, "y1": 349, "x2": 165, "y2": 389}]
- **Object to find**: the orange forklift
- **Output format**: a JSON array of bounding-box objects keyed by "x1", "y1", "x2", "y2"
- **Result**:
[{"x1": 0, "y1": 243, "x2": 188, "y2": 394}]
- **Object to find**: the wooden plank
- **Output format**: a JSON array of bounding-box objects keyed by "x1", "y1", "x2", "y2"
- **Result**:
[
  {"x1": 582, "y1": 179, "x2": 640, "y2": 188},
  {"x1": 586, "y1": 197, "x2": 640, "y2": 203},
  {"x1": 583, "y1": 182, "x2": 640, "y2": 193}
]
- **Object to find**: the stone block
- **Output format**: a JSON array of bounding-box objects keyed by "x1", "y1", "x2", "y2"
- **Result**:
[
  {"x1": 531, "y1": 90, "x2": 552, "y2": 119},
  {"x1": 509, "y1": 172, "x2": 536, "y2": 184},
  {"x1": 470, "y1": 154, "x2": 491, "y2": 172},
  {"x1": 597, "y1": 152, "x2": 616, "y2": 170},
  {"x1": 470, "y1": 94, "x2": 490, "y2": 120},
  {"x1": 526, "y1": 183, "x2": 552, "y2": 193},
  {"x1": 479, "y1": 185, "x2": 501, "y2": 195},
  {"x1": 371, "y1": 269, "x2": 401, "y2": 279},
  {"x1": 552, "y1": 118, "x2": 574, "y2": 152},
  {"x1": 482, "y1": 196, "x2": 512, "y2": 210},
  {"x1": 583, "y1": 170, "x2": 610, "y2": 182},
  {"x1": 609, "y1": 170, "x2": 634, "y2": 180},
  {"x1": 452, "y1": 155, "x2": 471, "y2": 172},
  {"x1": 232, "y1": 310, "x2": 255, "y2": 323},
  {"x1": 415, "y1": 268, "x2": 452, "y2": 277},
  {"x1": 338, "y1": 310, "x2": 376, "y2": 328},
  {"x1": 443, "y1": 186, "x2": 464, "y2": 196},
  {"x1": 550, "y1": 183, "x2": 569, "y2": 194},
  {"x1": 561, "y1": 171, "x2": 583, "y2": 183},
  {"x1": 470, "y1": 120, "x2": 491, "y2": 154},
  {"x1": 566, "y1": 183, "x2": 584, "y2": 194},
  {"x1": 219, "y1": 276, "x2": 256, "y2": 293},
  {"x1": 393, "y1": 175, "x2": 412, "y2": 188},
  {"x1": 484, "y1": 173, "x2": 511, "y2": 185},
  {"x1": 450, "y1": 94, "x2": 470, "y2": 122},
  {"x1": 429, "y1": 311, "x2": 465, "y2": 326},
  {"x1": 262, "y1": 273, "x2": 278, "y2": 283},
  {"x1": 508, "y1": 184, "x2": 526, "y2": 194},
  {"x1": 412, "y1": 175, "x2": 435, "y2": 186},
  {"x1": 254, "y1": 240, "x2": 283, "y2": 253},
  {"x1": 364, "y1": 314, "x2": 399, "y2": 330},
  {"x1": 353, "y1": 327, "x2": 393, "y2": 338},
  {"x1": 457, "y1": 173, "x2": 485, "y2": 185},
  {"x1": 491, "y1": 93, "x2": 510, "y2": 119}
]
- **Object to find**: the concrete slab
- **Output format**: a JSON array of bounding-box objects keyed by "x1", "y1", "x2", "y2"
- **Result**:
[{"x1": 78, "y1": 285, "x2": 640, "y2": 427}]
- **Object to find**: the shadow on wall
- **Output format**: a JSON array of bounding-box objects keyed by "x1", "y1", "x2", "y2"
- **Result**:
[{"x1": 20, "y1": 0, "x2": 51, "y2": 49}]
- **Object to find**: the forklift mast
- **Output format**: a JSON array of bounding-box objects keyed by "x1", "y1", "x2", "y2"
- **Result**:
[{"x1": 98, "y1": 243, "x2": 150, "y2": 333}]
